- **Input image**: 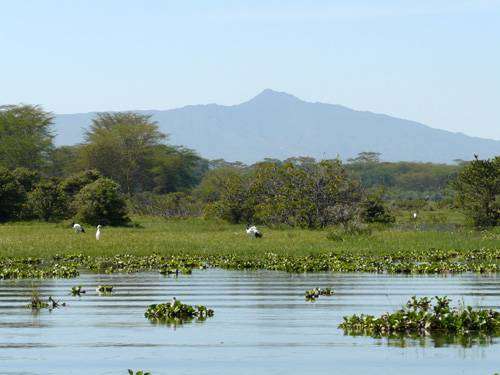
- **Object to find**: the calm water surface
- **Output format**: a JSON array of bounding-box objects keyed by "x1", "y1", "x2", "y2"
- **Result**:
[{"x1": 0, "y1": 270, "x2": 499, "y2": 375}]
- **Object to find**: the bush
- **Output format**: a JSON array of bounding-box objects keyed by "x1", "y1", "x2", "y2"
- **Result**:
[
  {"x1": 360, "y1": 192, "x2": 395, "y2": 224},
  {"x1": 73, "y1": 177, "x2": 130, "y2": 226},
  {"x1": 0, "y1": 167, "x2": 25, "y2": 221},
  {"x1": 27, "y1": 180, "x2": 68, "y2": 221},
  {"x1": 61, "y1": 169, "x2": 101, "y2": 197}
]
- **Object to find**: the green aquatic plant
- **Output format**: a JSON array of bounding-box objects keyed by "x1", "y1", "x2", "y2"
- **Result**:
[
  {"x1": 339, "y1": 296, "x2": 500, "y2": 338},
  {"x1": 96, "y1": 285, "x2": 113, "y2": 293},
  {"x1": 27, "y1": 289, "x2": 49, "y2": 310},
  {"x1": 128, "y1": 370, "x2": 151, "y2": 375},
  {"x1": 305, "y1": 287, "x2": 334, "y2": 300},
  {"x1": 71, "y1": 285, "x2": 86, "y2": 296},
  {"x1": 145, "y1": 298, "x2": 214, "y2": 324}
]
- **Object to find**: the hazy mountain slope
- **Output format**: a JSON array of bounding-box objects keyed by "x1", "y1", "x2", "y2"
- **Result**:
[{"x1": 53, "y1": 89, "x2": 500, "y2": 163}]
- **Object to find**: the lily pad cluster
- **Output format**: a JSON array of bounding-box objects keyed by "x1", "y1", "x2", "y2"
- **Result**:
[
  {"x1": 144, "y1": 299, "x2": 214, "y2": 324},
  {"x1": 305, "y1": 287, "x2": 334, "y2": 300},
  {"x1": 339, "y1": 296, "x2": 500, "y2": 338}
]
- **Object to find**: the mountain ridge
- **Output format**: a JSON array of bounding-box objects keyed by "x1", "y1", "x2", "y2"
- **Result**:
[{"x1": 53, "y1": 89, "x2": 500, "y2": 163}]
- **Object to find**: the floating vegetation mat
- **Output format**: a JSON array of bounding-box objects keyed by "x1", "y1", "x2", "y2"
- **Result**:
[
  {"x1": 305, "y1": 287, "x2": 334, "y2": 301},
  {"x1": 339, "y1": 296, "x2": 500, "y2": 341},
  {"x1": 0, "y1": 248, "x2": 498, "y2": 280},
  {"x1": 71, "y1": 286, "x2": 85, "y2": 296},
  {"x1": 145, "y1": 299, "x2": 214, "y2": 325}
]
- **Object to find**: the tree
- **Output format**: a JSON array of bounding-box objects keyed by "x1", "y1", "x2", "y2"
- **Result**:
[
  {"x1": 80, "y1": 112, "x2": 166, "y2": 194},
  {"x1": 49, "y1": 145, "x2": 83, "y2": 177},
  {"x1": 453, "y1": 156, "x2": 500, "y2": 227},
  {"x1": 12, "y1": 168, "x2": 40, "y2": 192},
  {"x1": 27, "y1": 180, "x2": 68, "y2": 221},
  {"x1": 0, "y1": 105, "x2": 54, "y2": 170},
  {"x1": 0, "y1": 167, "x2": 25, "y2": 221},
  {"x1": 74, "y1": 177, "x2": 130, "y2": 226},
  {"x1": 61, "y1": 169, "x2": 102, "y2": 197},
  {"x1": 347, "y1": 151, "x2": 381, "y2": 164}
]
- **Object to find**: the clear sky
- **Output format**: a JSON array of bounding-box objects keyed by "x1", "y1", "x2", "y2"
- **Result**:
[{"x1": 1, "y1": 0, "x2": 499, "y2": 140}]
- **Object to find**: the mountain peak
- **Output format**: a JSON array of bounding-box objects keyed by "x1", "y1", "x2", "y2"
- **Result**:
[{"x1": 246, "y1": 89, "x2": 302, "y2": 105}]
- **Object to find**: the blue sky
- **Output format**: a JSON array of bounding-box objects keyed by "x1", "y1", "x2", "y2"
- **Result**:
[{"x1": 1, "y1": 0, "x2": 499, "y2": 140}]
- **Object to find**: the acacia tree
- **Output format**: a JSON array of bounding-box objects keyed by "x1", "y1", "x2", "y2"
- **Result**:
[
  {"x1": 453, "y1": 156, "x2": 499, "y2": 227},
  {"x1": 80, "y1": 112, "x2": 166, "y2": 194},
  {"x1": 0, "y1": 105, "x2": 54, "y2": 170}
]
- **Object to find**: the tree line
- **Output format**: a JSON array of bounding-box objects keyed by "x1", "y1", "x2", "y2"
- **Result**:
[{"x1": 0, "y1": 104, "x2": 498, "y2": 227}]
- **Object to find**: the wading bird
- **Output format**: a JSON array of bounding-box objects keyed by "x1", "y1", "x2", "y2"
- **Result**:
[
  {"x1": 246, "y1": 225, "x2": 263, "y2": 238},
  {"x1": 71, "y1": 222, "x2": 85, "y2": 233},
  {"x1": 412, "y1": 212, "x2": 418, "y2": 220},
  {"x1": 96, "y1": 225, "x2": 102, "y2": 240}
]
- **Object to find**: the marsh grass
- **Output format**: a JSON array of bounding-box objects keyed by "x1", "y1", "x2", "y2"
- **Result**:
[{"x1": 0, "y1": 216, "x2": 497, "y2": 260}]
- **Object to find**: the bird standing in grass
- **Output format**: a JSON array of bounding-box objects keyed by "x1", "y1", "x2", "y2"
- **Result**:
[
  {"x1": 412, "y1": 212, "x2": 418, "y2": 220},
  {"x1": 71, "y1": 222, "x2": 85, "y2": 233},
  {"x1": 246, "y1": 225, "x2": 263, "y2": 238},
  {"x1": 96, "y1": 225, "x2": 102, "y2": 240}
]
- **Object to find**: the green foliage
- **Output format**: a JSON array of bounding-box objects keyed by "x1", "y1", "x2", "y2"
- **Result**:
[
  {"x1": 74, "y1": 177, "x2": 130, "y2": 226},
  {"x1": 205, "y1": 170, "x2": 253, "y2": 224},
  {"x1": 129, "y1": 192, "x2": 201, "y2": 218},
  {"x1": 0, "y1": 104, "x2": 54, "y2": 170},
  {"x1": 27, "y1": 180, "x2": 68, "y2": 221},
  {"x1": 12, "y1": 168, "x2": 40, "y2": 192},
  {"x1": 453, "y1": 156, "x2": 500, "y2": 227},
  {"x1": 27, "y1": 289, "x2": 49, "y2": 310},
  {"x1": 360, "y1": 191, "x2": 395, "y2": 224},
  {"x1": 80, "y1": 112, "x2": 167, "y2": 194},
  {"x1": 61, "y1": 169, "x2": 102, "y2": 197},
  {"x1": 71, "y1": 286, "x2": 85, "y2": 296},
  {"x1": 128, "y1": 370, "x2": 151, "y2": 375},
  {"x1": 339, "y1": 296, "x2": 500, "y2": 338},
  {"x1": 305, "y1": 287, "x2": 334, "y2": 300},
  {"x1": 145, "y1": 299, "x2": 214, "y2": 323},
  {"x1": 0, "y1": 167, "x2": 26, "y2": 221},
  {"x1": 96, "y1": 285, "x2": 113, "y2": 293}
]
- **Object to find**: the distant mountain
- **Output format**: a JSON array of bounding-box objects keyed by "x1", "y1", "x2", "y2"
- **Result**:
[{"x1": 53, "y1": 89, "x2": 500, "y2": 163}]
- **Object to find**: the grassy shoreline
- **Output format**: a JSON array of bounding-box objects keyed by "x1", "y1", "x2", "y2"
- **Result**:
[{"x1": 0, "y1": 216, "x2": 498, "y2": 278}]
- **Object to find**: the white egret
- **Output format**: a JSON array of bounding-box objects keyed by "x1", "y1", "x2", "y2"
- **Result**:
[{"x1": 96, "y1": 225, "x2": 102, "y2": 240}]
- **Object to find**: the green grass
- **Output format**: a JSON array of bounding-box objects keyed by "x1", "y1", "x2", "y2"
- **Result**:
[{"x1": 0, "y1": 216, "x2": 498, "y2": 260}]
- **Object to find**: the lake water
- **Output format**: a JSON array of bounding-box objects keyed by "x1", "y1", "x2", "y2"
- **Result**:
[{"x1": 0, "y1": 270, "x2": 499, "y2": 375}]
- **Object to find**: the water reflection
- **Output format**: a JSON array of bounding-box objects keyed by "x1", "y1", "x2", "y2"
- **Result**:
[{"x1": 0, "y1": 270, "x2": 498, "y2": 375}]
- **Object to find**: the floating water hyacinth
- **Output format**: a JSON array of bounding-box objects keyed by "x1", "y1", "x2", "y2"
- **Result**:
[
  {"x1": 96, "y1": 285, "x2": 113, "y2": 293},
  {"x1": 0, "y1": 248, "x2": 498, "y2": 280},
  {"x1": 305, "y1": 287, "x2": 334, "y2": 300},
  {"x1": 339, "y1": 296, "x2": 500, "y2": 338},
  {"x1": 144, "y1": 298, "x2": 214, "y2": 324},
  {"x1": 128, "y1": 370, "x2": 151, "y2": 375},
  {"x1": 71, "y1": 286, "x2": 86, "y2": 296},
  {"x1": 27, "y1": 289, "x2": 49, "y2": 310}
]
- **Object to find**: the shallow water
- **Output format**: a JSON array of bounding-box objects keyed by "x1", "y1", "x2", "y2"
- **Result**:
[{"x1": 0, "y1": 270, "x2": 499, "y2": 375}]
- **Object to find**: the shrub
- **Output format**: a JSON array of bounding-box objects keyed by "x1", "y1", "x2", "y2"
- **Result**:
[
  {"x1": 74, "y1": 177, "x2": 130, "y2": 226},
  {"x1": 0, "y1": 167, "x2": 26, "y2": 221},
  {"x1": 61, "y1": 169, "x2": 102, "y2": 197},
  {"x1": 361, "y1": 192, "x2": 395, "y2": 224},
  {"x1": 27, "y1": 180, "x2": 68, "y2": 221}
]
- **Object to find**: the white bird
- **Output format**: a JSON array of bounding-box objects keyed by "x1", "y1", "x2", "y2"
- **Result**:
[
  {"x1": 412, "y1": 212, "x2": 418, "y2": 220},
  {"x1": 170, "y1": 296, "x2": 177, "y2": 305},
  {"x1": 246, "y1": 225, "x2": 263, "y2": 238},
  {"x1": 71, "y1": 222, "x2": 85, "y2": 233},
  {"x1": 96, "y1": 225, "x2": 102, "y2": 240}
]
